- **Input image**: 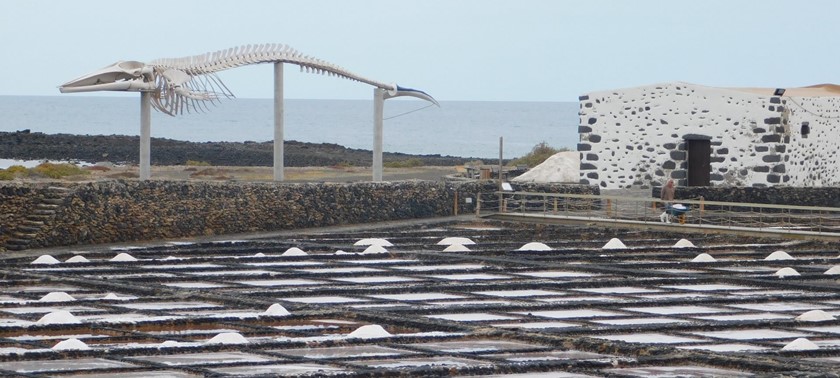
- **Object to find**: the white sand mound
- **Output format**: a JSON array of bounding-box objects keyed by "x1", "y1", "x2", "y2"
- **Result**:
[
  {"x1": 65, "y1": 255, "x2": 90, "y2": 263},
  {"x1": 354, "y1": 238, "x2": 393, "y2": 247},
  {"x1": 443, "y1": 244, "x2": 471, "y2": 252},
  {"x1": 796, "y1": 310, "x2": 836, "y2": 322},
  {"x1": 39, "y1": 292, "x2": 76, "y2": 302},
  {"x1": 52, "y1": 338, "x2": 90, "y2": 350},
  {"x1": 602, "y1": 238, "x2": 626, "y2": 249},
  {"x1": 775, "y1": 267, "x2": 800, "y2": 277},
  {"x1": 362, "y1": 245, "x2": 389, "y2": 254},
  {"x1": 512, "y1": 151, "x2": 580, "y2": 183},
  {"x1": 282, "y1": 247, "x2": 308, "y2": 256},
  {"x1": 673, "y1": 239, "x2": 696, "y2": 248},
  {"x1": 765, "y1": 250, "x2": 794, "y2": 260},
  {"x1": 36, "y1": 310, "x2": 81, "y2": 325},
  {"x1": 264, "y1": 304, "x2": 291, "y2": 316},
  {"x1": 347, "y1": 324, "x2": 392, "y2": 339},
  {"x1": 110, "y1": 253, "x2": 137, "y2": 262},
  {"x1": 691, "y1": 253, "x2": 716, "y2": 263},
  {"x1": 437, "y1": 237, "x2": 475, "y2": 246},
  {"x1": 782, "y1": 338, "x2": 819, "y2": 351},
  {"x1": 206, "y1": 332, "x2": 249, "y2": 344},
  {"x1": 516, "y1": 242, "x2": 552, "y2": 251},
  {"x1": 31, "y1": 255, "x2": 61, "y2": 265},
  {"x1": 824, "y1": 266, "x2": 840, "y2": 275}
]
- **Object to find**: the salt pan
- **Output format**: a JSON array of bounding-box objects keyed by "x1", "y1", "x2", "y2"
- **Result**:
[
  {"x1": 52, "y1": 338, "x2": 90, "y2": 350},
  {"x1": 31, "y1": 255, "x2": 60, "y2": 265},
  {"x1": 65, "y1": 255, "x2": 90, "y2": 263},
  {"x1": 39, "y1": 292, "x2": 76, "y2": 302},
  {"x1": 783, "y1": 338, "x2": 819, "y2": 351},
  {"x1": 775, "y1": 267, "x2": 800, "y2": 277},
  {"x1": 282, "y1": 247, "x2": 308, "y2": 256},
  {"x1": 110, "y1": 253, "x2": 138, "y2": 262},
  {"x1": 354, "y1": 238, "x2": 393, "y2": 247},
  {"x1": 516, "y1": 242, "x2": 552, "y2": 251},
  {"x1": 673, "y1": 239, "x2": 696, "y2": 248},
  {"x1": 691, "y1": 253, "x2": 716, "y2": 263},
  {"x1": 765, "y1": 251, "x2": 794, "y2": 260},
  {"x1": 443, "y1": 244, "x2": 471, "y2": 252},
  {"x1": 824, "y1": 266, "x2": 840, "y2": 275},
  {"x1": 206, "y1": 332, "x2": 249, "y2": 344},
  {"x1": 602, "y1": 238, "x2": 626, "y2": 249},
  {"x1": 36, "y1": 310, "x2": 81, "y2": 325},
  {"x1": 437, "y1": 237, "x2": 475, "y2": 245},
  {"x1": 347, "y1": 324, "x2": 392, "y2": 339},
  {"x1": 796, "y1": 310, "x2": 836, "y2": 322},
  {"x1": 263, "y1": 304, "x2": 291, "y2": 316}
]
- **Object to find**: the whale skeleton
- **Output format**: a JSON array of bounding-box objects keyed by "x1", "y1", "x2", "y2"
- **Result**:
[{"x1": 59, "y1": 44, "x2": 438, "y2": 180}]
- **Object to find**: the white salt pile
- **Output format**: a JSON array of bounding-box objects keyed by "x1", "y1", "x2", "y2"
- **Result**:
[
  {"x1": 775, "y1": 267, "x2": 800, "y2": 278},
  {"x1": 282, "y1": 247, "x2": 308, "y2": 256},
  {"x1": 443, "y1": 244, "x2": 471, "y2": 252},
  {"x1": 796, "y1": 310, "x2": 836, "y2": 322},
  {"x1": 782, "y1": 338, "x2": 819, "y2": 351},
  {"x1": 161, "y1": 256, "x2": 181, "y2": 260},
  {"x1": 159, "y1": 340, "x2": 182, "y2": 347},
  {"x1": 334, "y1": 250, "x2": 352, "y2": 255},
  {"x1": 516, "y1": 242, "x2": 552, "y2": 251},
  {"x1": 354, "y1": 238, "x2": 393, "y2": 247},
  {"x1": 206, "y1": 332, "x2": 249, "y2": 345},
  {"x1": 253, "y1": 252, "x2": 266, "y2": 258},
  {"x1": 263, "y1": 304, "x2": 291, "y2": 316},
  {"x1": 765, "y1": 251, "x2": 794, "y2": 260},
  {"x1": 65, "y1": 255, "x2": 90, "y2": 263},
  {"x1": 437, "y1": 237, "x2": 475, "y2": 246},
  {"x1": 824, "y1": 266, "x2": 840, "y2": 275},
  {"x1": 362, "y1": 245, "x2": 389, "y2": 254},
  {"x1": 39, "y1": 292, "x2": 76, "y2": 302},
  {"x1": 347, "y1": 324, "x2": 392, "y2": 339},
  {"x1": 601, "y1": 238, "x2": 626, "y2": 249},
  {"x1": 511, "y1": 151, "x2": 580, "y2": 183},
  {"x1": 36, "y1": 310, "x2": 81, "y2": 325},
  {"x1": 102, "y1": 293, "x2": 132, "y2": 301},
  {"x1": 110, "y1": 253, "x2": 138, "y2": 262},
  {"x1": 673, "y1": 239, "x2": 696, "y2": 248},
  {"x1": 691, "y1": 253, "x2": 716, "y2": 263},
  {"x1": 31, "y1": 255, "x2": 61, "y2": 265},
  {"x1": 52, "y1": 338, "x2": 90, "y2": 351}
]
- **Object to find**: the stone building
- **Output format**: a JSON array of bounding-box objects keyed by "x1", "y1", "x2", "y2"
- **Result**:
[{"x1": 577, "y1": 82, "x2": 840, "y2": 189}]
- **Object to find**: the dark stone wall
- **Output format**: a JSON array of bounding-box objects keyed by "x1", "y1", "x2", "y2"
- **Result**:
[
  {"x1": 652, "y1": 186, "x2": 840, "y2": 208},
  {"x1": 1, "y1": 181, "x2": 598, "y2": 251}
]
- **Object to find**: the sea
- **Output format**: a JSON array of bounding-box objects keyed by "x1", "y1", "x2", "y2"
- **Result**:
[{"x1": 0, "y1": 95, "x2": 580, "y2": 161}]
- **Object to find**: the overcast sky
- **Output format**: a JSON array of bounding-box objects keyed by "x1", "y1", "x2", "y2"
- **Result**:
[{"x1": 1, "y1": 0, "x2": 837, "y2": 102}]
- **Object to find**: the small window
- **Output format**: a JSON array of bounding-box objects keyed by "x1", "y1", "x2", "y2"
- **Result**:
[{"x1": 801, "y1": 122, "x2": 810, "y2": 138}]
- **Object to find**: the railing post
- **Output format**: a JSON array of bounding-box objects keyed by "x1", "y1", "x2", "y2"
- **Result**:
[
  {"x1": 476, "y1": 193, "x2": 481, "y2": 216},
  {"x1": 453, "y1": 191, "x2": 458, "y2": 216},
  {"x1": 606, "y1": 199, "x2": 612, "y2": 219}
]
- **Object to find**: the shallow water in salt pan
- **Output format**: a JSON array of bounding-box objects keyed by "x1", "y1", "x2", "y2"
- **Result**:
[
  {"x1": 678, "y1": 343, "x2": 771, "y2": 352},
  {"x1": 393, "y1": 264, "x2": 486, "y2": 271},
  {"x1": 282, "y1": 296, "x2": 368, "y2": 304},
  {"x1": 426, "y1": 313, "x2": 519, "y2": 322},
  {"x1": 515, "y1": 309, "x2": 626, "y2": 319},
  {"x1": 428, "y1": 273, "x2": 512, "y2": 281},
  {"x1": 596, "y1": 333, "x2": 707, "y2": 344},
  {"x1": 474, "y1": 289, "x2": 565, "y2": 297},
  {"x1": 691, "y1": 329, "x2": 812, "y2": 340},
  {"x1": 129, "y1": 351, "x2": 277, "y2": 366},
  {"x1": 332, "y1": 276, "x2": 420, "y2": 283},
  {"x1": 237, "y1": 279, "x2": 326, "y2": 286},
  {"x1": 369, "y1": 293, "x2": 465, "y2": 301}
]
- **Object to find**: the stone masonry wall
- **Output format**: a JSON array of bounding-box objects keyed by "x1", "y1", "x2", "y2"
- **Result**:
[
  {"x1": 578, "y1": 82, "x2": 840, "y2": 189},
  {"x1": 1, "y1": 180, "x2": 597, "y2": 251}
]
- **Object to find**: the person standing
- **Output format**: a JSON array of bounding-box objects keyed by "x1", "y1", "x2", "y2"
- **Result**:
[{"x1": 660, "y1": 179, "x2": 675, "y2": 223}]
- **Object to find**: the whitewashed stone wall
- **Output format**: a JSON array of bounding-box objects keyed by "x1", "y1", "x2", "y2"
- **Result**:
[{"x1": 578, "y1": 82, "x2": 840, "y2": 189}]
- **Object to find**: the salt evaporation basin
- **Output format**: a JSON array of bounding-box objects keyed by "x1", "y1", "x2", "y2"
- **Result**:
[
  {"x1": 185, "y1": 269, "x2": 273, "y2": 276},
  {"x1": 575, "y1": 286, "x2": 659, "y2": 294},
  {"x1": 516, "y1": 270, "x2": 595, "y2": 278},
  {"x1": 332, "y1": 276, "x2": 420, "y2": 283},
  {"x1": 694, "y1": 313, "x2": 792, "y2": 322},
  {"x1": 162, "y1": 282, "x2": 229, "y2": 289},
  {"x1": 0, "y1": 358, "x2": 137, "y2": 374},
  {"x1": 605, "y1": 366, "x2": 755, "y2": 378},
  {"x1": 406, "y1": 339, "x2": 543, "y2": 353},
  {"x1": 128, "y1": 351, "x2": 277, "y2": 366},
  {"x1": 282, "y1": 296, "x2": 369, "y2": 304},
  {"x1": 393, "y1": 263, "x2": 485, "y2": 271},
  {"x1": 474, "y1": 289, "x2": 565, "y2": 297},
  {"x1": 591, "y1": 317, "x2": 689, "y2": 326},
  {"x1": 277, "y1": 345, "x2": 414, "y2": 359},
  {"x1": 350, "y1": 356, "x2": 489, "y2": 369},
  {"x1": 209, "y1": 363, "x2": 347, "y2": 376},
  {"x1": 427, "y1": 299, "x2": 511, "y2": 306},
  {"x1": 341, "y1": 258, "x2": 418, "y2": 265},
  {"x1": 692, "y1": 329, "x2": 812, "y2": 340},
  {"x1": 596, "y1": 333, "x2": 707, "y2": 344},
  {"x1": 679, "y1": 343, "x2": 771, "y2": 352},
  {"x1": 728, "y1": 302, "x2": 828, "y2": 312},
  {"x1": 141, "y1": 263, "x2": 222, "y2": 269},
  {"x1": 490, "y1": 350, "x2": 629, "y2": 364},
  {"x1": 237, "y1": 279, "x2": 326, "y2": 286},
  {"x1": 491, "y1": 321, "x2": 578, "y2": 329},
  {"x1": 426, "y1": 313, "x2": 519, "y2": 322},
  {"x1": 245, "y1": 261, "x2": 323, "y2": 267},
  {"x1": 369, "y1": 293, "x2": 465, "y2": 301},
  {"x1": 661, "y1": 284, "x2": 755, "y2": 291},
  {"x1": 622, "y1": 305, "x2": 732, "y2": 315},
  {"x1": 427, "y1": 273, "x2": 512, "y2": 281},
  {"x1": 515, "y1": 309, "x2": 626, "y2": 319},
  {"x1": 298, "y1": 267, "x2": 384, "y2": 274}
]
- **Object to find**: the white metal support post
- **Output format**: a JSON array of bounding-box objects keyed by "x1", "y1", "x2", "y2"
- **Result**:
[
  {"x1": 273, "y1": 63, "x2": 284, "y2": 181},
  {"x1": 373, "y1": 88, "x2": 385, "y2": 182},
  {"x1": 140, "y1": 91, "x2": 151, "y2": 180}
]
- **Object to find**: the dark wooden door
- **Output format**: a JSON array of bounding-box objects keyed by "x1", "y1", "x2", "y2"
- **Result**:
[{"x1": 687, "y1": 139, "x2": 711, "y2": 186}]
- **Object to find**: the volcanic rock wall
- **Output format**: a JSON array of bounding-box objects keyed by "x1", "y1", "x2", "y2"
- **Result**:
[
  {"x1": 578, "y1": 82, "x2": 840, "y2": 189},
  {"x1": 0, "y1": 180, "x2": 596, "y2": 251}
]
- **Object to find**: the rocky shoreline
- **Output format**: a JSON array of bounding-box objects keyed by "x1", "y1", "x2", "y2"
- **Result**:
[{"x1": 0, "y1": 130, "x2": 476, "y2": 167}]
